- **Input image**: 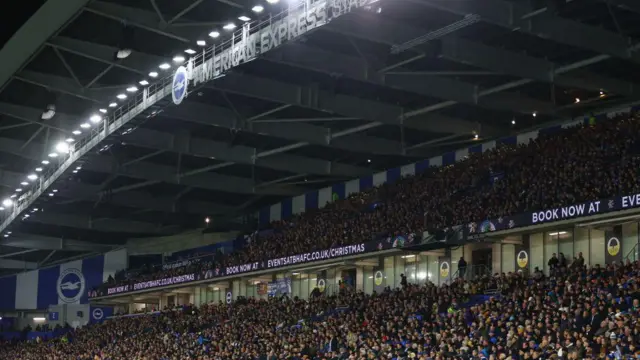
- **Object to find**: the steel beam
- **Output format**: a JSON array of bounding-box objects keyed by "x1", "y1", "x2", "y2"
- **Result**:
[
  {"x1": 0, "y1": 259, "x2": 37, "y2": 270},
  {"x1": 264, "y1": 43, "x2": 556, "y2": 116},
  {"x1": 325, "y1": 15, "x2": 637, "y2": 97},
  {"x1": 410, "y1": 0, "x2": 640, "y2": 63},
  {"x1": 85, "y1": 1, "x2": 192, "y2": 43},
  {"x1": 0, "y1": 102, "x2": 371, "y2": 178},
  {"x1": 45, "y1": 33, "x2": 482, "y2": 141},
  {"x1": 21, "y1": 211, "x2": 167, "y2": 234},
  {"x1": 607, "y1": 0, "x2": 640, "y2": 14},
  {"x1": 2, "y1": 234, "x2": 116, "y2": 252},
  {"x1": 0, "y1": 168, "x2": 232, "y2": 215},
  {"x1": 0, "y1": 0, "x2": 90, "y2": 92},
  {"x1": 0, "y1": 134, "x2": 300, "y2": 197},
  {"x1": 15, "y1": 71, "x2": 117, "y2": 102}
]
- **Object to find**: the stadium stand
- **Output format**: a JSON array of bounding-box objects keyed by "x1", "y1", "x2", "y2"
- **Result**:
[
  {"x1": 93, "y1": 109, "x2": 640, "y2": 297},
  {"x1": 2, "y1": 260, "x2": 639, "y2": 359}
]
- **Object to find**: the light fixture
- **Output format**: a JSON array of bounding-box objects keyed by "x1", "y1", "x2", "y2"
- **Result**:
[
  {"x1": 149, "y1": 71, "x2": 158, "y2": 78},
  {"x1": 52, "y1": 189, "x2": 58, "y2": 193},
  {"x1": 99, "y1": 108, "x2": 107, "y2": 114},
  {"x1": 117, "y1": 94, "x2": 127, "y2": 100},
  {"x1": 474, "y1": 134, "x2": 479, "y2": 139},
  {"x1": 35, "y1": 168, "x2": 42, "y2": 172},
  {"x1": 72, "y1": 170, "x2": 78, "y2": 174},
  {"x1": 532, "y1": 112, "x2": 537, "y2": 117},
  {"x1": 15, "y1": 188, "x2": 22, "y2": 192},
  {"x1": 223, "y1": 23, "x2": 236, "y2": 30},
  {"x1": 126, "y1": 86, "x2": 138, "y2": 93},
  {"x1": 48, "y1": 193, "x2": 54, "y2": 197},
  {"x1": 267, "y1": 0, "x2": 279, "y2": 3},
  {"x1": 41, "y1": 104, "x2": 56, "y2": 120},
  {"x1": 48, "y1": 152, "x2": 58, "y2": 158},
  {"x1": 159, "y1": 63, "x2": 171, "y2": 70},
  {"x1": 2, "y1": 199, "x2": 13, "y2": 207},
  {"x1": 10, "y1": 194, "x2": 16, "y2": 199},
  {"x1": 80, "y1": 123, "x2": 90, "y2": 129},
  {"x1": 27, "y1": 174, "x2": 38, "y2": 181},
  {"x1": 90, "y1": 114, "x2": 102, "y2": 123},
  {"x1": 238, "y1": 16, "x2": 251, "y2": 22},
  {"x1": 252, "y1": 5, "x2": 264, "y2": 12},
  {"x1": 367, "y1": 159, "x2": 371, "y2": 163},
  {"x1": 173, "y1": 55, "x2": 185, "y2": 63},
  {"x1": 139, "y1": 80, "x2": 149, "y2": 86},
  {"x1": 511, "y1": 119, "x2": 516, "y2": 125},
  {"x1": 115, "y1": 49, "x2": 132, "y2": 60},
  {"x1": 205, "y1": 217, "x2": 210, "y2": 224},
  {"x1": 0, "y1": 208, "x2": 4, "y2": 211},
  {"x1": 20, "y1": 182, "x2": 28, "y2": 185},
  {"x1": 76, "y1": 166, "x2": 82, "y2": 170},
  {"x1": 575, "y1": 98, "x2": 580, "y2": 103},
  {"x1": 185, "y1": 49, "x2": 196, "y2": 54},
  {"x1": 209, "y1": 31, "x2": 220, "y2": 38},
  {"x1": 109, "y1": 102, "x2": 117, "y2": 108},
  {"x1": 65, "y1": 138, "x2": 74, "y2": 143},
  {"x1": 72, "y1": 130, "x2": 81, "y2": 136},
  {"x1": 196, "y1": 40, "x2": 206, "y2": 46},
  {"x1": 41, "y1": 160, "x2": 50, "y2": 165},
  {"x1": 3, "y1": 234, "x2": 8, "y2": 238}
]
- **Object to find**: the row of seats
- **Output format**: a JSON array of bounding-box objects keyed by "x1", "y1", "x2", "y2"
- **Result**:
[{"x1": 4, "y1": 261, "x2": 640, "y2": 359}]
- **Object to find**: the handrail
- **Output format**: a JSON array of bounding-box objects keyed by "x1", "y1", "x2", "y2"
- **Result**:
[
  {"x1": 0, "y1": 0, "x2": 379, "y2": 233},
  {"x1": 624, "y1": 242, "x2": 639, "y2": 263}
]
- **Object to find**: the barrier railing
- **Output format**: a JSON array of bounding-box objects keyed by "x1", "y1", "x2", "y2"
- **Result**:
[{"x1": 0, "y1": 0, "x2": 379, "y2": 233}]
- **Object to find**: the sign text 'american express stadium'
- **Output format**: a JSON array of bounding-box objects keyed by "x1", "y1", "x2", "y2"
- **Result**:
[{"x1": 184, "y1": 0, "x2": 377, "y2": 92}]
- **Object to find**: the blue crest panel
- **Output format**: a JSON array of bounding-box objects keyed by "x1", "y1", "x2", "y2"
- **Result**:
[
  {"x1": 359, "y1": 175, "x2": 373, "y2": 191},
  {"x1": 81, "y1": 255, "x2": 105, "y2": 304},
  {"x1": 305, "y1": 190, "x2": 318, "y2": 210},
  {"x1": 37, "y1": 265, "x2": 60, "y2": 309},
  {"x1": 415, "y1": 159, "x2": 430, "y2": 174},
  {"x1": 0, "y1": 275, "x2": 16, "y2": 310},
  {"x1": 281, "y1": 198, "x2": 292, "y2": 219}
]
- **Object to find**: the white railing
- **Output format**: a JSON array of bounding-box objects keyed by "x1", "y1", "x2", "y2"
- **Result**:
[{"x1": 0, "y1": 0, "x2": 379, "y2": 233}]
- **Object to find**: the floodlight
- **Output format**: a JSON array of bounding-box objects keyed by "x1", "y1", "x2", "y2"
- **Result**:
[
  {"x1": 109, "y1": 102, "x2": 117, "y2": 108},
  {"x1": 267, "y1": 0, "x2": 278, "y2": 4},
  {"x1": 15, "y1": 188, "x2": 22, "y2": 192},
  {"x1": 90, "y1": 114, "x2": 102, "y2": 123},
  {"x1": 196, "y1": 40, "x2": 206, "y2": 46},
  {"x1": 80, "y1": 123, "x2": 90, "y2": 129},
  {"x1": 35, "y1": 168, "x2": 42, "y2": 172},
  {"x1": 223, "y1": 23, "x2": 236, "y2": 30},
  {"x1": 139, "y1": 80, "x2": 149, "y2": 86},
  {"x1": 48, "y1": 152, "x2": 58, "y2": 158},
  {"x1": 55, "y1": 141, "x2": 70, "y2": 154},
  {"x1": 65, "y1": 138, "x2": 74, "y2": 143},
  {"x1": 126, "y1": 86, "x2": 138, "y2": 93},
  {"x1": 117, "y1": 94, "x2": 127, "y2": 100},
  {"x1": 41, "y1": 104, "x2": 56, "y2": 120},
  {"x1": 72, "y1": 130, "x2": 81, "y2": 135},
  {"x1": 149, "y1": 72, "x2": 158, "y2": 78},
  {"x1": 99, "y1": 108, "x2": 107, "y2": 114},
  {"x1": 28, "y1": 174, "x2": 38, "y2": 181},
  {"x1": 185, "y1": 49, "x2": 196, "y2": 54},
  {"x1": 209, "y1": 31, "x2": 220, "y2": 38},
  {"x1": 20, "y1": 182, "x2": 28, "y2": 186},
  {"x1": 115, "y1": 49, "x2": 132, "y2": 59},
  {"x1": 1, "y1": 199, "x2": 11, "y2": 207},
  {"x1": 238, "y1": 16, "x2": 251, "y2": 22},
  {"x1": 41, "y1": 160, "x2": 50, "y2": 165},
  {"x1": 252, "y1": 5, "x2": 264, "y2": 12},
  {"x1": 159, "y1": 63, "x2": 171, "y2": 70},
  {"x1": 173, "y1": 55, "x2": 185, "y2": 63}
]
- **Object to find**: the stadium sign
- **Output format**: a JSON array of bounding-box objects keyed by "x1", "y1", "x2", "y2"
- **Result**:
[
  {"x1": 173, "y1": 0, "x2": 377, "y2": 105},
  {"x1": 101, "y1": 234, "x2": 413, "y2": 296},
  {"x1": 466, "y1": 192, "x2": 640, "y2": 238}
]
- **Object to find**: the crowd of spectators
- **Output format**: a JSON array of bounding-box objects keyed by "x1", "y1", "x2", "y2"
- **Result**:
[
  {"x1": 5, "y1": 258, "x2": 640, "y2": 359},
  {"x1": 99, "y1": 111, "x2": 640, "y2": 293}
]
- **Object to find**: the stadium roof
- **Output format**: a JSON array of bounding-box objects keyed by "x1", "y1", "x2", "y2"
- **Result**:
[{"x1": 0, "y1": 0, "x2": 639, "y2": 273}]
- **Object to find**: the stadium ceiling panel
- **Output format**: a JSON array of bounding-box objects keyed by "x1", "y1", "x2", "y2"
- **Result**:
[{"x1": 0, "y1": 0, "x2": 638, "y2": 268}]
